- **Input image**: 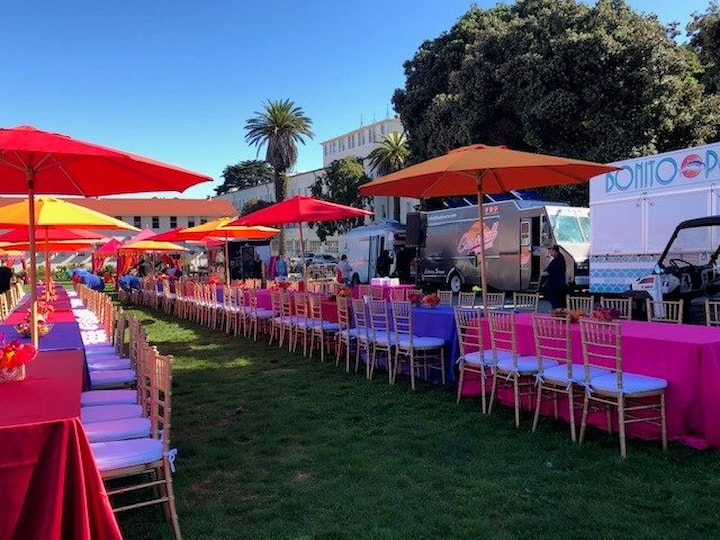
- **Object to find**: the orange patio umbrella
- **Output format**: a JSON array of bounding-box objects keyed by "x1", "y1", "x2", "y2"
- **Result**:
[
  {"x1": 119, "y1": 239, "x2": 189, "y2": 252},
  {"x1": 359, "y1": 144, "x2": 618, "y2": 309},
  {"x1": 151, "y1": 217, "x2": 279, "y2": 283},
  {"x1": 0, "y1": 239, "x2": 100, "y2": 252},
  {"x1": 0, "y1": 125, "x2": 210, "y2": 349}
]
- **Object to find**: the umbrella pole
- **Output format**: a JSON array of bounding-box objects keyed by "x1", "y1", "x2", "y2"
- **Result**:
[
  {"x1": 299, "y1": 222, "x2": 307, "y2": 280},
  {"x1": 224, "y1": 234, "x2": 230, "y2": 285},
  {"x1": 27, "y1": 170, "x2": 39, "y2": 348},
  {"x1": 477, "y1": 176, "x2": 488, "y2": 314},
  {"x1": 44, "y1": 227, "x2": 51, "y2": 290}
]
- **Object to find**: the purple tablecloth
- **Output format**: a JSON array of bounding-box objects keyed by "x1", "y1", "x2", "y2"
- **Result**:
[{"x1": 0, "y1": 321, "x2": 85, "y2": 353}]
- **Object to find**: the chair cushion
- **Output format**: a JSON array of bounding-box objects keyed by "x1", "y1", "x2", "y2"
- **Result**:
[
  {"x1": 82, "y1": 403, "x2": 143, "y2": 424},
  {"x1": 462, "y1": 349, "x2": 512, "y2": 366},
  {"x1": 88, "y1": 357, "x2": 132, "y2": 372},
  {"x1": 81, "y1": 389, "x2": 137, "y2": 407},
  {"x1": 396, "y1": 335, "x2": 445, "y2": 350},
  {"x1": 85, "y1": 344, "x2": 116, "y2": 353},
  {"x1": 85, "y1": 417, "x2": 151, "y2": 443},
  {"x1": 372, "y1": 331, "x2": 395, "y2": 345},
  {"x1": 590, "y1": 373, "x2": 667, "y2": 395},
  {"x1": 89, "y1": 369, "x2": 136, "y2": 390},
  {"x1": 317, "y1": 322, "x2": 341, "y2": 332},
  {"x1": 496, "y1": 355, "x2": 557, "y2": 374},
  {"x1": 541, "y1": 364, "x2": 612, "y2": 385},
  {"x1": 340, "y1": 328, "x2": 361, "y2": 338},
  {"x1": 91, "y1": 438, "x2": 163, "y2": 472}
]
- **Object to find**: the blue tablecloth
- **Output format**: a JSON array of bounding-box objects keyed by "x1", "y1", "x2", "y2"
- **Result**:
[{"x1": 0, "y1": 321, "x2": 86, "y2": 353}]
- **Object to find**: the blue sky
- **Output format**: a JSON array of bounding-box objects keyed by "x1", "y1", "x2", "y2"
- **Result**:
[{"x1": 0, "y1": 0, "x2": 712, "y2": 198}]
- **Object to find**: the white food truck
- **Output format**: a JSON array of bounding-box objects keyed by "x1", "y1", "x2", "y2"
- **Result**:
[
  {"x1": 589, "y1": 142, "x2": 720, "y2": 296},
  {"x1": 341, "y1": 219, "x2": 406, "y2": 285}
]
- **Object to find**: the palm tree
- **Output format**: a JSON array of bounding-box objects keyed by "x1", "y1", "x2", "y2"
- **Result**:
[
  {"x1": 367, "y1": 131, "x2": 409, "y2": 221},
  {"x1": 245, "y1": 99, "x2": 314, "y2": 254}
]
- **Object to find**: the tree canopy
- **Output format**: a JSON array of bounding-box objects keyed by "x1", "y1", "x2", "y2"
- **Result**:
[
  {"x1": 240, "y1": 198, "x2": 273, "y2": 216},
  {"x1": 367, "y1": 132, "x2": 409, "y2": 220},
  {"x1": 309, "y1": 157, "x2": 372, "y2": 241},
  {"x1": 214, "y1": 160, "x2": 274, "y2": 195},
  {"x1": 392, "y1": 0, "x2": 720, "y2": 206}
]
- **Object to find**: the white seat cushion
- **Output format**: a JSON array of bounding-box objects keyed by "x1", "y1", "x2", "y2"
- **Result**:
[
  {"x1": 340, "y1": 328, "x2": 361, "y2": 338},
  {"x1": 396, "y1": 335, "x2": 445, "y2": 350},
  {"x1": 85, "y1": 417, "x2": 151, "y2": 443},
  {"x1": 88, "y1": 357, "x2": 132, "y2": 372},
  {"x1": 85, "y1": 344, "x2": 116, "y2": 353},
  {"x1": 89, "y1": 369, "x2": 136, "y2": 390},
  {"x1": 82, "y1": 403, "x2": 143, "y2": 424},
  {"x1": 590, "y1": 373, "x2": 667, "y2": 395},
  {"x1": 496, "y1": 355, "x2": 557, "y2": 374},
  {"x1": 91, "y1": 438, "x2": 163, "y2": 472},
  {"x1": 81, "y1": 389, "x2": 137, "y2": 407},
  {"x1": 371, "y1": 330, "x2": 395, "y2": 345},
  {"x1": 541, "y1": 364, "x2": 612, "y2": 385},
  {"x1": 462, "y1": 349, "x2": 512, "y2": 366}
]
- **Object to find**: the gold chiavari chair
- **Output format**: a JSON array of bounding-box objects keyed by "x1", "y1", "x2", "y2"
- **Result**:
[
  {"x1": 389, "y1": 288, "x2": 408, "y2": 302},
  {"x1": 457, "y1": 291, "x2": 476, "y2": 308},
  {"x1": 308, "y1": 295, "x2": 341, "y2": 362},
  {"x1": 566, "y1": 295, "x2": 594, "y2": 314},
  {"x1": 369, "y1": 286, "x2": 384, "y2": 300},
  {"x1": 646, "y1": 299, "x2": 683, "y2": 324},
  {"x1": 513, "y1": 292, "x2": 539, "y2": 313},
  {"x1": 579, "y1": 319, "x2": 667, "y2": 458},
  {"x1": 485, "y1": 292, "x2": 506, "y2": 309},
  {"x1": 292, "y1": 293, "x2": 311, "y2": 356},
  {"x1": 351, "y1": 298, "x2": 372, "y2": 376},
  {"x1": 706, "y1": 299, "x2": 720, "y2": 326},
  {"x1": 392, "y1": 301, "x2": 445, "y2": 390},
  {"x1": 437, "y1": 290, "x2": 453, "y2": 306},
  {"x1": 599, "y1": 297, "x2": 632, "y2": 320},
  {"x1": 368, "y1": 299, "x2": 393, "y2": 382},
  {"x1": 335, "y1": 296, "x2": 353, "y2": 371}
]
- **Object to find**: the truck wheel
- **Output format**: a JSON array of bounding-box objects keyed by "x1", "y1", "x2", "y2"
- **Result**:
[
  {"x1": 449, "y1": 273, "x2": 463, "y2": 294},
  {"x1": 351, "y1": 273, "x2": 360, "y2": 287}
]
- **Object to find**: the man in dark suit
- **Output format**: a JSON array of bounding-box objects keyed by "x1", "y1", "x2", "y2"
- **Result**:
[
  {"x1": 541, "y1": 245, "x2": 567, "y2": 309},
  {"x1": 0, "y1": 266, "x2": 13, "y2": 294}
]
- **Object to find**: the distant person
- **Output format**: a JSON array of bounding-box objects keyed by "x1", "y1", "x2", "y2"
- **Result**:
[
  {"x1": 119, "y1": 268, "x2": 141, "y2": 292},
  {"x1": 376, "y1": 249, "x2": 393, "y2": 277},
  {"x1": 0, "y1": 266, "x2": 12, "y2": 294},
  {"x1": 276, "y1": 255, "x2": 288, "y2": 278},
  {"x1": 83, "y1": 271, "x2": 105, "y2": 292},
  {"x1": 337, "y1": 254, "x2": 353, "y2": 286},
  {"x1": 541, "y1": 245, "x2": 567, "y2": 309},
  {"x1": 252, "y1": 253, "x2": 263, "y2": 280}
]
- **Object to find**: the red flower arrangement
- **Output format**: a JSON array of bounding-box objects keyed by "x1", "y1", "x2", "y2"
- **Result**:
[
  {"x1": 551, "y1": 308, "x2": 585, "y2": 323},
  {"x1": 337, "y1": 286, "x2": 352, "y2": 298},
  {"x1": 408, "y1": 292, "x2": 423, "y2": 306},
  {"x1": 208, "y1": 275, "x2": 220, "y2": 285},
  {"x1": 0, "y1": 334, "x2": 37, "y2": 383},
  {"x1": 37, "y1": 302, "x2": 54, "y2": 318},
  {"x1": 41, "y1": 288, "x2": 58, "y2": 303},
  {"x1": 422, "y1": 293, "x2": 440, "y2": 308},
  {"x1": 592, "y1": 307, "x2": 621, "y2": 322}
]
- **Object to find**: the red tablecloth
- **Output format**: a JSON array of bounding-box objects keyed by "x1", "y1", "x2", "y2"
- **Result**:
[
  {"x1": 0, "y1": 350, "x2": 122, "y2": 539},
  {"x1": 464, "y1": 313, "x2": 720, "y2": 449},
  {"x1": 352, "y1": 284, "x2": 414, "y2": 300}
]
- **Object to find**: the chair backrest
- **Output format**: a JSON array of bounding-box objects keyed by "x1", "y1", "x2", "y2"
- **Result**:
[
  {"x1": 408, "y1": 289, "x2": 423, "y2": 299},
  {"x1": 457, "y1": 291, "x2": 476, "y2": 308},
  {"x1": 437, "y1": 290, "x2": 453, "y2": 306},
  {"x1": 151, "y1": 349, "x2": 174, "y2": 453},
  {"x1": 646, "y1": 299, "x2": 683, "y2": 324},
  {"x1": 326, "y1": 281, "x2": 339, "y2": 295},
  {"x1": 370, "y1": 286, "x2": 384, "y2": 300},
  {"x1": 268, "y1": 290, "x2": 281, "y2": 314},
  {"x1": 368, "y1": 299, "x2": 390, "y2": 334},
  {"x1": 294, "y1": 293, "x2": 309, "y2": 319},
  {"x1": 336, "y1": 296, "x2": 351, "y2": 329},
  {"x1": 513, "y1": 292, "x2": 539, "y2": 313},
  {"x1": 308, "y1": 295, "x2": 323, "y2": 324},
  {"x1": 280, "y1": 293, "x2": 293, "y2": 320},
  {"x1": 567, "y1": 295, "x2": 594, "y2": 313},
  {"x1": 351, "y1": 298, "x2": 368, "y2": 338},
  {"x1": 487, "y1": 310, "x2": 518, "y2": 363},
  {"x1": 113, "y1": 308, "x2": 127, "y2": 356},
  {"x1": 358, "y1": 285, "x2": 371, "y2": 298},
  {"x1": 706, "y1": 299, "x2": 720, "y2": 327},
  {"x1": 0, "y1": 294, "x2": 8, "y2": 321},
  {"x1": 600, "y1": 297, "x2": 632, "y2": 320},
  {"x1": 389, "y1": 288, "x2": 408, "y2": 302},
  {"x1": 579, "y1": 318, "x2": 623, "y2": 388},
  {"x1": 454, "y1": 306, "x2": 484, "y2": 360},
  {"x1": 485, "y1": 292, "x2": 505, "y2": 308},
  {"x1": 391, "y1": 301, "x2": 413, "y2": 344},
  {"x1": 531, "y1": 313, "x2": 572, "y2": 375}
]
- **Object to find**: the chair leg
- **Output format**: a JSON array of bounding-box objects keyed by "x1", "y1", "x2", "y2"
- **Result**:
[
  {"x1": 409, "y1": 351, "x2": 416, "y2": 390},
  {"x1": 440, "y1": 348, "x2": 445, "y2": 385},
  {"x1": 488, "y1": 375, "x2": 498, "y2": 415},
  {"x1": 660, "y1": 393, "x2": 667, "y2": 451},
  {"x1": 455, "y1": 364, "x2": 465, "y2": 404},
  {"x1": 532, "y1": 386, "x2": 543, "y2": 432},
  {"x1": 579, "y1": 395, "x2": 590, "y2": 444},
  {"x1": 568, "y1": 386, "x2": 577, "y2": 443},
  {"x1": 618, "y1": 397, "x2": 627, "y2": 458},
  {"x1": 163, "y1": 461, "x2": 183, "y2": 540},
  {"x1": 513, "y1": 376, "x2": 521, "y2": 428}
]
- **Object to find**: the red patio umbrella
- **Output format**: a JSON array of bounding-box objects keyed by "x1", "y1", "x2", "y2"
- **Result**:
[
  {"x1": 0, "y1": 125, "x2": 211, "y2": 346},
  {"x1": 230, "y1": 196, "x2": 373, "y2": 277},
  {"x1": 92, "y1": 237, "x2": 123, "y2": 272}
]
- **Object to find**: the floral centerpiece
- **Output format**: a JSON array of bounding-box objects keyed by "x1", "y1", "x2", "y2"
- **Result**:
[
  {"x1": 208, "y1": 275, "x2": 221, "y2": 285},
  {"x1": 422, "y1": 293, "x2": 441, "y2": 308},
  {"x1": 592, "y1": 307, "x2": 621, "y2": 322},
  {"x1": 0, "y1": 334, "x2": 37, "y2": 383},
  {"x1": 42, "y1": 288, "x2": 58, "y2": 303},
  {"x1": 15, "y1": 314, "x2": 52, "y2": 338},
  {"x1": 37, "y1": 301, "x2": 54, "y2": 318},
  {"x1": 337, "y1": 286, "x2": 352, "y2": 298},
  {"x1": 551, "y1": 308, "x2": 585, "y2": 323},
  {"x1": 408, "y1": 292, "x2": 423, "y2": 306}
]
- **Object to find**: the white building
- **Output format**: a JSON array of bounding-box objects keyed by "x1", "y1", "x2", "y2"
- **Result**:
[{"x1": 217, "y1": 116, "x2": 418, "y2": 257}]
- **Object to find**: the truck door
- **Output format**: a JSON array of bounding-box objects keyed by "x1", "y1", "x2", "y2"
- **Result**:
[
  {"x1": 368, "y1": 235, "x2": 378, "y2": 280},
  {"x1": 531, "y1": 216, "x2": 541, "y2": 288},
  {"x1": 519, "y1": 219, "x2": 532, "y2": 289}
]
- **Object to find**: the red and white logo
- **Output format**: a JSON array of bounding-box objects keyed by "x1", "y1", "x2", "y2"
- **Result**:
[{"x1": 681, "y1": 154, "x2": 704, "y2": 178}]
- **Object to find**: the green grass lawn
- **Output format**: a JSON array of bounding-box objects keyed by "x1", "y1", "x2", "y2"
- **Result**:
[{"x1": 117, "y1": 307, "x2": 720, "y2": 539}]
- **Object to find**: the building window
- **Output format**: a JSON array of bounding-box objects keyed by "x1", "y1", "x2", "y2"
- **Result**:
[
  {"x1": 188, "y1": 218, "x2": 195, "y2": 228},
  {"x1": 380, "y1": 124, "x2": 385, "y2": 135},
  {"x1": 170, "y1": 216, "x2": 177, "y2": 228},
  {"x1": 133, "y1": 216, "x2": 141, "y2": 228},
  {"x1": 200, "y1": 218, "x2": 207, "y2": 225},
  {"x1": 151, "y1": 216, "x2": 159, "y2": 229}
]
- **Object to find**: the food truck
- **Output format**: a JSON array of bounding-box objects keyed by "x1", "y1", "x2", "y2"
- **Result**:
[{"x1": 406, "y1": 199, "x2": 590, "y2": 292}]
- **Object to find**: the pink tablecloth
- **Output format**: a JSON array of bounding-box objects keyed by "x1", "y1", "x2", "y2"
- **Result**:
[
  {"x1": 351, "y1": 284, "x2": 414, "y2": 300},
  {"x1": 465, "y1": 313, "x2": 720, "y2": 449}
]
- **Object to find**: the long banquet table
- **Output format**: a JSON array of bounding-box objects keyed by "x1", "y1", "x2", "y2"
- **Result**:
[
  {"x1": 0, "y1": 287, "x2": 122, "y2": 539},
  {"x1": 462, "y1": 313, "x2": 720, "y2": 449}
]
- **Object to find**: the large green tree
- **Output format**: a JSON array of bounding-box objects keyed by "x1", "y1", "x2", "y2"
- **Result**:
[
  {"x1": 688, "y1": 1, "x2": 720, "y2": 94},
  {"x1": 393, "y1": 0, "x2": 720, "y2": 206},
  {"x1": 309, "y1": 157, "x2": 372, "y2": 241},
  {"x1": 367, "y1": 131, "x2": 409, "y2": 220},
  {"x1": 240, "y1": 198, "x2": 273, "y2": 216},
  {"x1": 245, "y1": 99, "x2": 314, "y2": 253},
  {"x1": 214, "y1": 160, "x2": 274, "y2": 195}
]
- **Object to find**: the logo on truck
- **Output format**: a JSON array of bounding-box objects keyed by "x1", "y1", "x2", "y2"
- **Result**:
[
  {"x1": 457, "y1": 220, "x2": 499, "y2": 255},
  {"x1": 680, "y1": 154, "x2": 703, "y2": 178}
]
